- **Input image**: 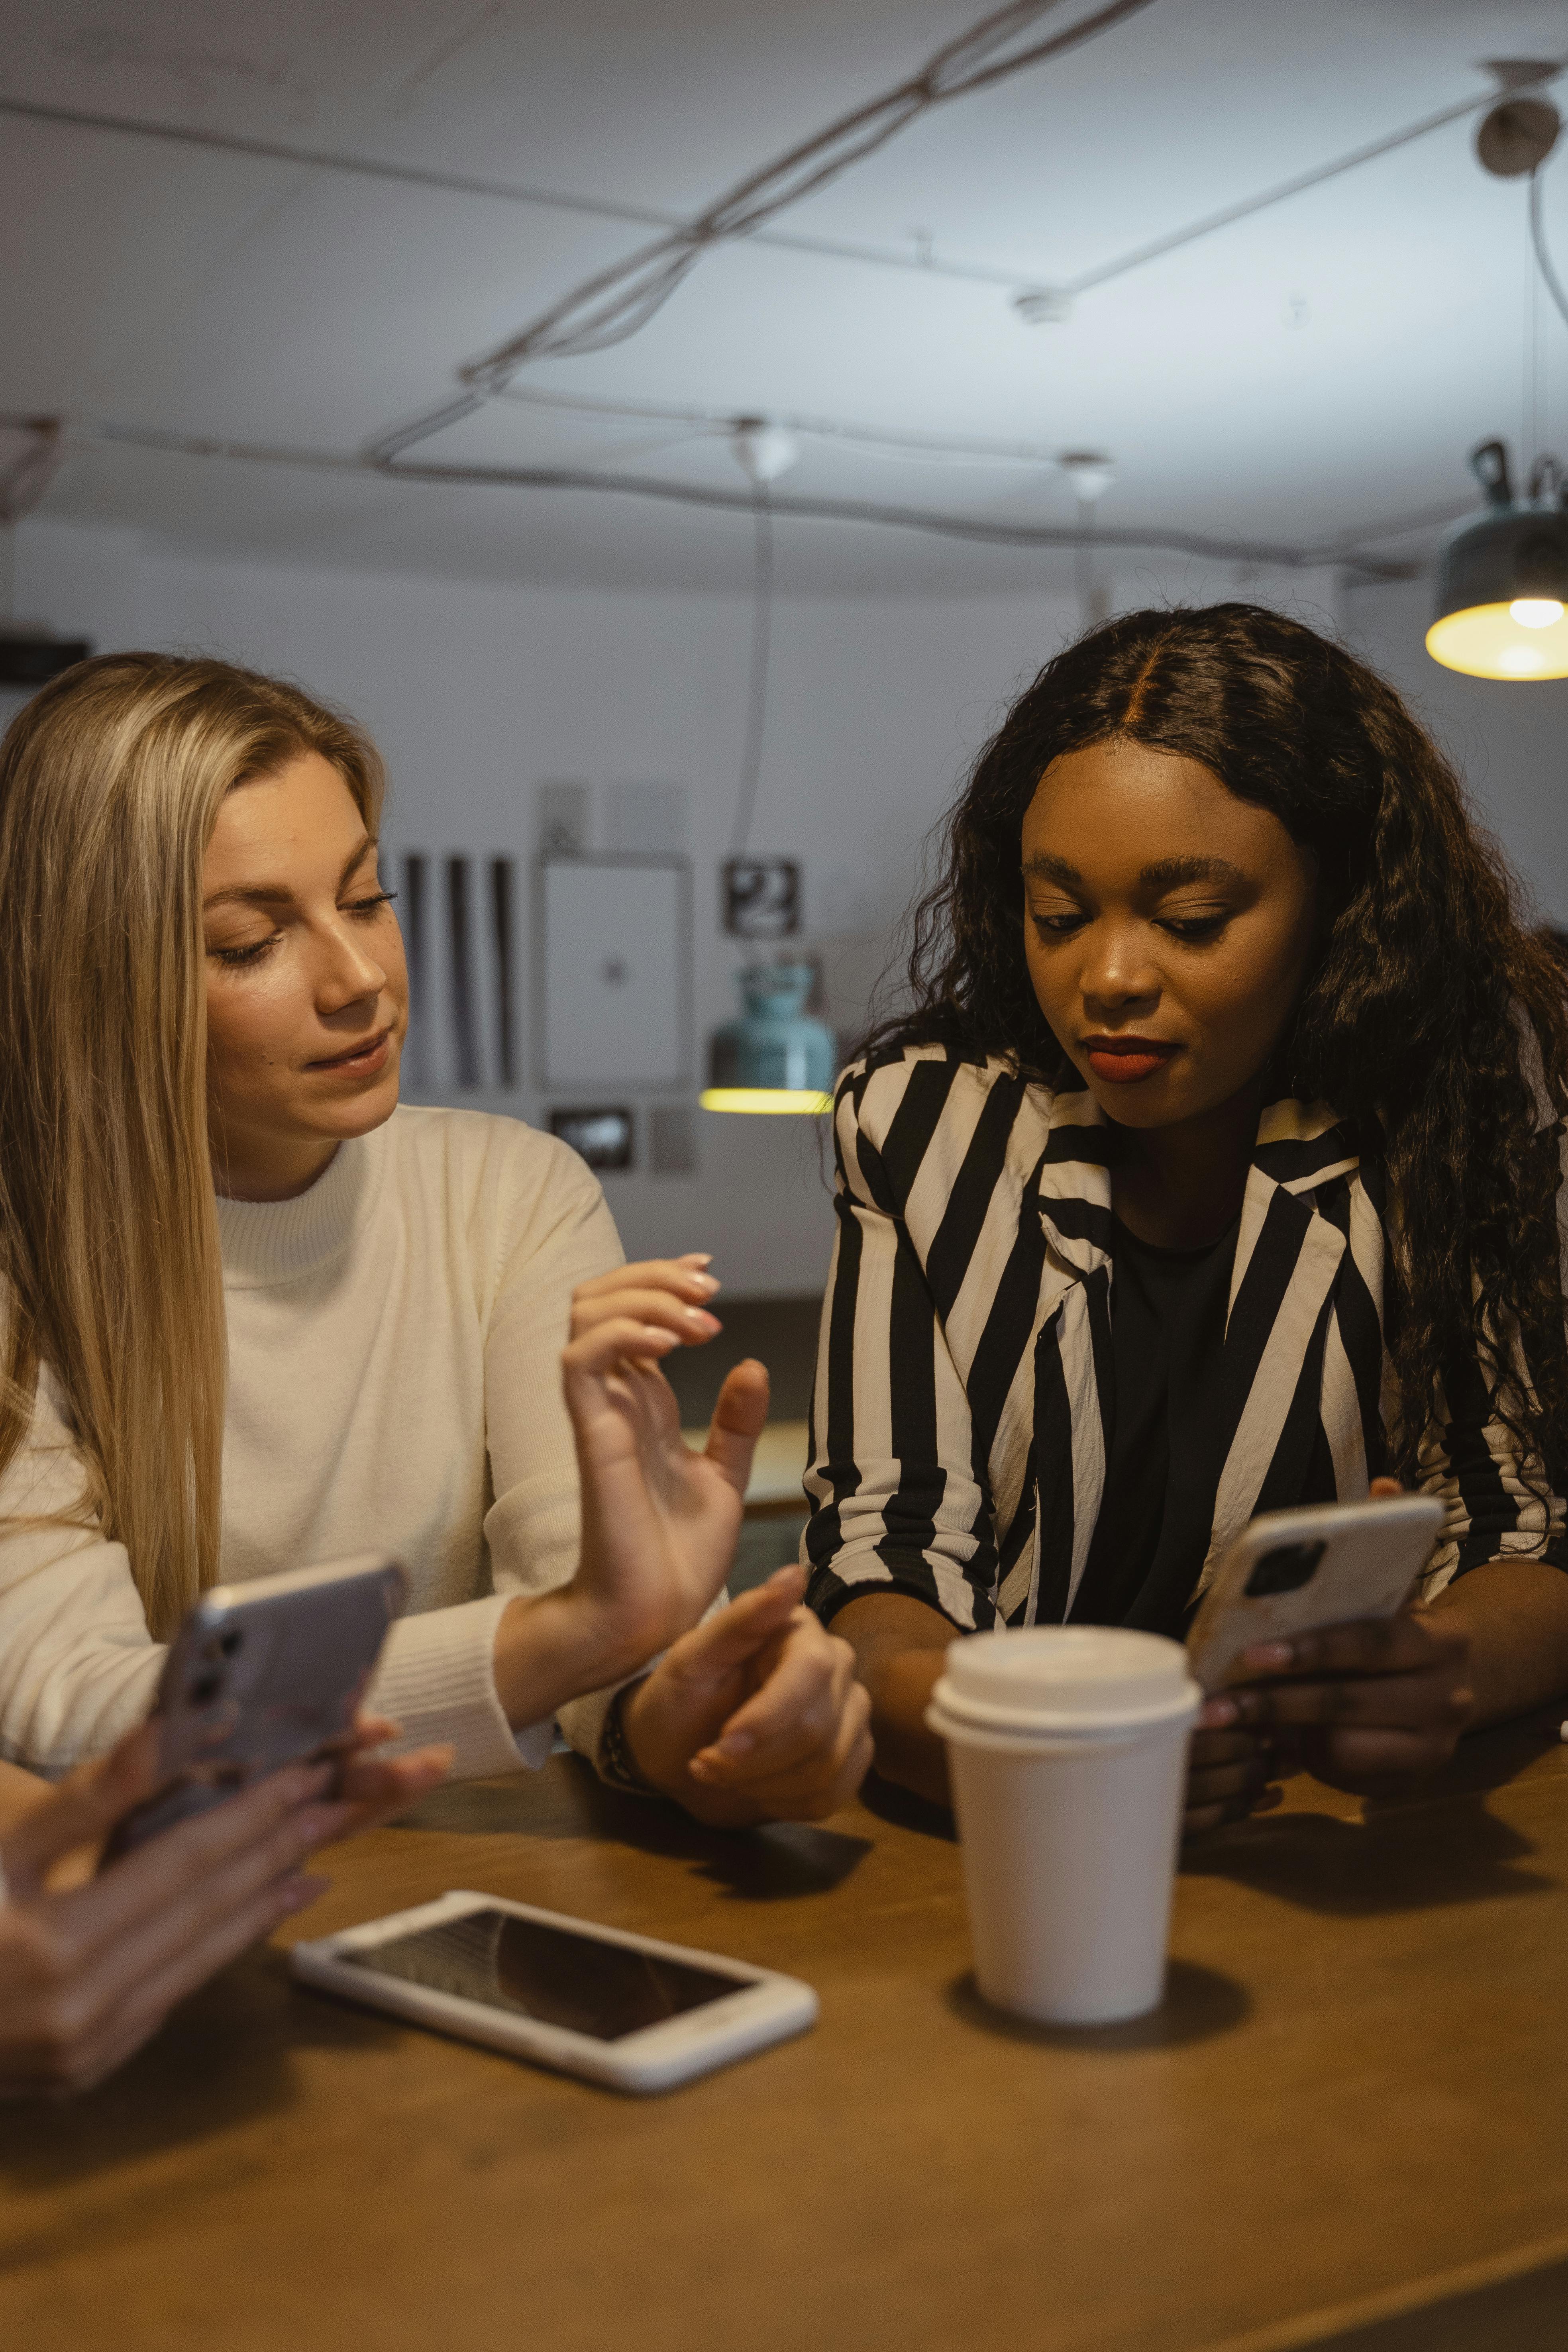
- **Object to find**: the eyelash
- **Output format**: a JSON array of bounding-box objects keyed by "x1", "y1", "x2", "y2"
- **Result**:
[
  {"x1": 211, "y1": 889, "x2": 398, "y2": 969},
  {"x1": 1029, "y1": 910, "x2": 1230, "y2": 945}
]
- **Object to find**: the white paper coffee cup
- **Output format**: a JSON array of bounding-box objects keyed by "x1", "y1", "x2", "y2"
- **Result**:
[{"x1": 927, "y1": 1626, "x2": 1200, "y2": 2026}]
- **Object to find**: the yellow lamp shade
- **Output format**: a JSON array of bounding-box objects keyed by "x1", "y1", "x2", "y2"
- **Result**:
[
  {"x1": 1426, "y1": 600, "x2": 1568, "y2": 680},
  {"x1": 699, "y1": 1086, "x2": 834, "y2": 1115},
  {"x1": 1429, "y1": 443, "x2": 1568, "y2": 681}
]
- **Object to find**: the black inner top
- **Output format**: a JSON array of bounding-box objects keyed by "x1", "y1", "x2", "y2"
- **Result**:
[{"x1": 1069, "y1": 1213, "x2": 1241, "y2": 1639}]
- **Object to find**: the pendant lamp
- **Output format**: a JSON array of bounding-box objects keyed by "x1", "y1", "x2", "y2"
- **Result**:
[
  {"x1": 1427, "y1": 441, "x2": 1568, "y2": 681},
  {"x1": 700, "y1": 428, "x2": 834, "y2": 1116},
  {"x1": 700, "y1": 961, "x2": 835, "y2": 1115}
]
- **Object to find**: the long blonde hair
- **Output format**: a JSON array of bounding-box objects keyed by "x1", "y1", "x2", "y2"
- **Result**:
[{"x1": 0, "y1": 654, "x2": 385, "y2": 1635}]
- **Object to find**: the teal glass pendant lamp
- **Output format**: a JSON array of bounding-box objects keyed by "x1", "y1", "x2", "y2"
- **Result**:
[
  {"x1": 1427, "y1": 440, "x2": 1568, "y2": 681},
  {"x1": 701, "y1": 962, "x2": 836, "y2": 1115}
]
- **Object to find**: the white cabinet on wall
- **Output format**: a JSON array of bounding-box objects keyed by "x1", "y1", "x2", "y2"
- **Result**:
[{"x1": 536, "y1": 856, "x2": 691, "y2": 1090}]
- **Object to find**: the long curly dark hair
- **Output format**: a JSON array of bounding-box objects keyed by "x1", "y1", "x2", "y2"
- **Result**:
[{"x1": 863, "y1": 601, "x2": 1568, "y2": 1489}]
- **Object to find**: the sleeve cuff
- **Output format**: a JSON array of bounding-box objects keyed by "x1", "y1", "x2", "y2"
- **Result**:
[
  {"x1": 555, "y1": 1680, "x2": 627, "y2": 1778},
  {"x1": 368, "y1": 1595, "x2": 553, "y2": 1781}
]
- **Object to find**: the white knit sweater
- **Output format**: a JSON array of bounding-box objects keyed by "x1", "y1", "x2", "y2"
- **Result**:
[{"x1": 0, "y1": 1106, "x2": 624, "y2": 1780}]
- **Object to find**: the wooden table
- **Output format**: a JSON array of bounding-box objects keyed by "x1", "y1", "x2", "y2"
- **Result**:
[{"x1": 4, "y1": 1711, "x2": 1568, "y2": 2352}]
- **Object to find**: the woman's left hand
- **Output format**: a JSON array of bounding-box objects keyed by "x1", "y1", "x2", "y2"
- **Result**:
[
  {"x1": 618, "y1": 1565, "x2": 874, "y2": 1829},
  {"x1": 1204, "y1": 1607, "x2": 1474, "y2": 1798}
]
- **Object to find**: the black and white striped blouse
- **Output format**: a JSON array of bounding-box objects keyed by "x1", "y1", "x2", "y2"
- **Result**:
[{"x1": 803, "y1": 1044, "x2": 1567, "y2": 1634}]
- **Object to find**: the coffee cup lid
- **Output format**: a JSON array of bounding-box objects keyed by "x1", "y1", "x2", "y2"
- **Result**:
[{"x1": 941, "y1": 1626, "x2": 1193, "y2": 1722}]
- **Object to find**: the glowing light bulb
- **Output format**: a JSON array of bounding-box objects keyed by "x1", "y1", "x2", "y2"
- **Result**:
[
  {"x1": 1509, "y1": 597, "x2": 1566, "y2": 628},
  {"x1": 1497, "y1": 643, "x2": 1547, "y2": 674}
]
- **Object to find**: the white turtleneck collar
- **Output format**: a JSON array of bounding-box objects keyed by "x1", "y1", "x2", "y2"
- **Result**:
[{"x1": 215, "y1": 1121, "x2": 388, "y2": 1289}]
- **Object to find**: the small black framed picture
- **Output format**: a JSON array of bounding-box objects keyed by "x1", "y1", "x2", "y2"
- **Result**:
[
  {"x1": 722, "y1": 857, "x2": 801, "y2": 940},
  {"x1": 548, "y1": 1106, "x2": 635, "y2": 1172}
]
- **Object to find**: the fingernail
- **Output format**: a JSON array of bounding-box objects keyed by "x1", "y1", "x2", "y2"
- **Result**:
[
  {"x1": 296, "y1": 1802, "x2": 351, "y2": 1844},
  {"x1": 718, "y1": 1729, "x2": 754, "y2": 1758},
  {"x1": 681, "y1": 1253, "x2": 714, "y2": 1267},
  {"x1": 1200, "y1": 1696, "x2": 1237, "y2": 1728},
  {"x1": 689, "y1": 1273, "x2": 721, "y2": 1297},
  {"x1": 640, "y1": 1326, "x2": 677, "y2": 1349},
  {"x1": 1243, "y1": 1642, "x2": 1294, "y2": 1672},
  {"x1": 684, "y1": 1308, "x2": 722, "y2": 1336}
]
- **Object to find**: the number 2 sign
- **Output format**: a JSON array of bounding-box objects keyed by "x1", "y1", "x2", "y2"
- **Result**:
[{"x1": 722, "y1": 857, "x2": 800, "y2": 940}]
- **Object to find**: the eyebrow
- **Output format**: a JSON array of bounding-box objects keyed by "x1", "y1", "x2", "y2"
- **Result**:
[
  {"x1": 202, "y1": 833, "x2": 376, "y2": 914},
  {"x1": 1022, "y1": 851, "x2": 1248, "y2": 891}
]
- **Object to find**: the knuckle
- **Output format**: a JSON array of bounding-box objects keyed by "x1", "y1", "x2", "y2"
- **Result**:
[
  {"x1": 29, "y1": 1918, "x2": 82, "y2": 1985},
  {"x1": 36, "y1": 1987, "x2": 96, "y2": 2072},
  {"x1": 1366, "y1": 1614, "x2": 1403, "y2": 1662}
]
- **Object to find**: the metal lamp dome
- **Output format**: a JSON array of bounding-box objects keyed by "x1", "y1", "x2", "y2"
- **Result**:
[
  {"x1": 1427, "y1": 440, "x2": 1568, "y2": 681},
  {"x1": 700, "y1": 962, "x2": 835, "y2": 1115}
]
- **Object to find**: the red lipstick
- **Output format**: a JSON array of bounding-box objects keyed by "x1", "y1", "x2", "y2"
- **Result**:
[{"x1": 1082, "y1": 1036, "x2": 1179, "y2": 1084}]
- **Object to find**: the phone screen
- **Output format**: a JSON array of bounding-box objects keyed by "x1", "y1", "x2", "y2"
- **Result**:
[{"x1": 345, "y1": 1909, "x2": 748, "y2": 2041}]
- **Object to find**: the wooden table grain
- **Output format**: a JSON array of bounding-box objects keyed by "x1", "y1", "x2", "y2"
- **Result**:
[{"x1": 4, "y1": 1711, "x2": 1568, "y2": 2352}]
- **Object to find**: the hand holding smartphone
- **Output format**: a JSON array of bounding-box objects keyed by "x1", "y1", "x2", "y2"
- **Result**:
[
  {"x1": 1186, "y1": 1496, "x2": 1444, "y2": 1694},
  {"x1": 104, "y1": 1554, "x2": 408, "y2": 1860}
]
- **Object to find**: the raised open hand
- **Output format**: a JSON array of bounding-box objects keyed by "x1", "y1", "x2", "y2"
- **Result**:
[{"x1": 559, "y1": 1256, "x2": 769, "y2": 1678}]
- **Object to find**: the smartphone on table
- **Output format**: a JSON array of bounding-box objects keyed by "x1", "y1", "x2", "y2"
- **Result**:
[
  {"x1": 104, "y1": 1553, "x2": 408, "y2": 1860},
  {"x1": 290, "y1": 1890, "x2": 818, "y2": 2094},
  {"x1": 1185, "y1": 1495, "x2": 1444, "y2": 1694}
]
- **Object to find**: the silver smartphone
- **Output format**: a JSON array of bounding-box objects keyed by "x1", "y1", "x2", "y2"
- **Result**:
[
  {"x1": 291, "y1": 1890, "x2": 819, "y2": 2094},
  {"x1": 1185, "y1": 1496, "x2": 1445, "y2": 1693},
  {"x1": 104, "y1": 1553, "x2": 408, "y2": 1860}
]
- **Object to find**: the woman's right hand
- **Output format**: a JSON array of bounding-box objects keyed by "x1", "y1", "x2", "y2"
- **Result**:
[
  {"x1": 551, "y1": 1256, "x2": 769, "y2": 1685},
  {"x1": 0, "y1": 1718, "x2": 449, "y2": 2097}
]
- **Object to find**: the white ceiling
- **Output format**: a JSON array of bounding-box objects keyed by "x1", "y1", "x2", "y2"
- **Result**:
[{"x1": 2, "y1": 0, "x2": 1566, "y2": 594}]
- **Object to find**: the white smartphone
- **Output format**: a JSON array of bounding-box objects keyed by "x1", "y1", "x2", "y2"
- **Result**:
[
  {"x1": 104, "y1": 1553, "x2": 407, "y2": 1860},
  {"x1": 290, "y1": 1889, "x2": 819, "y2": 2094},
  {"x1": 1185, "y1": 1495, "x2": 1445, "y2": 1694}
]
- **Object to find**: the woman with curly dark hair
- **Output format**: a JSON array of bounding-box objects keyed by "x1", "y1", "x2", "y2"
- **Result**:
[{"x1": 803, "y1": 602, "x2": 1568, "y2": 1832}]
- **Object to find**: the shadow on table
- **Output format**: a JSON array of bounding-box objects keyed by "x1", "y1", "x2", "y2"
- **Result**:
[
  {"x1": 1372, "y1": 1699, "x2": 1566, "y2": 1805},
  {"x1": 1184, "y1": 1702, "x2": 1565, "y2": 1916},
  {"x1": 0, "y1": 1946, "x2": 397, "y2": 2205},
  {"x1": 1183, "y1": 1792, "x2": 1551, "y2": 1915},
  {"x1": 857, "y1": 1771, "x2": 956, "y2": 1842},
  {"x1": 945, "y1": 1959, "x2": 1248, "y2": 2051},
  {"x1": 397, "y1": 1762, "x2": 871, "y2": 1902}
]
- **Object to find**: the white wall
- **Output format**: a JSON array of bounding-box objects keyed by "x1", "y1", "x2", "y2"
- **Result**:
[
  {"x1": 33, "y1": 527, "x2": 1542, "y2": 1291},
  {"x1": 1343, "y1": 578, "x2": 1568, "y2": 926},
  {"x1": 10, "y1": 517, "x2": 1093, "y2": 1292}
]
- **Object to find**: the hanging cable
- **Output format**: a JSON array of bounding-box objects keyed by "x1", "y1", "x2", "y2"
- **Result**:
[
  {"x1": 0, "y1": 420, "x2": 66, "y2": 524},
  {"x1": 1531, "y1": 167, "x2": 1568, "y2": 331},
  {"x1": 365, "y1": 0, "x2": 1161, "y2": 463},
  {"x1": 14, "y1": 411, "x2": 1430, "y2": 577},
  {"x1": 496, "y1": 383, "x2": 1069, "y2": 470},
  {"x1": 729, "y1": 492, "x2": 775, "y2": 859}
]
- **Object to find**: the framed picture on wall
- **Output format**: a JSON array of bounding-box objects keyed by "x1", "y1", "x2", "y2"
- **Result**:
[
  {"x1": 535, "y1": 855, "x2": 692, "y2": 1089},
  {"x1": 722, "y1": 857, "x2": 800, "y2": 940},
  {"x1": 548, "y1": 1106, "x2": 635, "y2": 1172}
]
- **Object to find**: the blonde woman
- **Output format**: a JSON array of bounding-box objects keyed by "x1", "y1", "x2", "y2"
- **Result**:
[{"x1": 0, "y1": 653, "x2": 869, "y2": 1827}]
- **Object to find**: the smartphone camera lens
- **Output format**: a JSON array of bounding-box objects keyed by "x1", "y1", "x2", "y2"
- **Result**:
[
  {"x1": 218, "y1": 1628, "x2": 245, "y2": 1656},
  {"x1": 1244, "y1": 1540, "x2": 1327, "y2": 1599},
  {"x1": 189, "y1": 1671, "x2": 224, "y2": 1707}
]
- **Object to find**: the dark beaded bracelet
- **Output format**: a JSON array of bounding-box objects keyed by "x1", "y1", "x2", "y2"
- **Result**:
[{"x1": 598, "y1": 1685, "x2": 661, "y2": 1796}]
